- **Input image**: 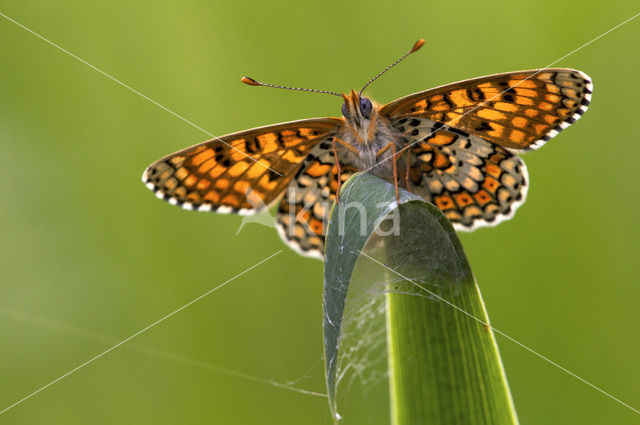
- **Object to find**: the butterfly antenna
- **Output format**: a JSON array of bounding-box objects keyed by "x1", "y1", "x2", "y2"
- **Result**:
[
  {"x1": 241, "y1": 77, "x2": 342, "y2": 97},
  {"x1": 359, "y1": 39, "x2": 425, "y2": 96}
]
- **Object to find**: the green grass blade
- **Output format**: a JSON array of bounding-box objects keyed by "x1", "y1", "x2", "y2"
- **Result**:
[{"x1": 323, "y1": 172, "x2": 518, "y2": 425}]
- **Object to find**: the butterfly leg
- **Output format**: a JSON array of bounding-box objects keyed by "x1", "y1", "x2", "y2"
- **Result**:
[
  {"x1": 331, "y1": 137, "x2": 359, "y2": 202},
  {"x1": 404, "y1": 148, "x2": 411, "y2": 193},
  {"x1": 331, "y1": 137, "x2": 342, "y2": 203},
  {"x1": 376, "y1": 142, "x2": 400, "y2": 202}
]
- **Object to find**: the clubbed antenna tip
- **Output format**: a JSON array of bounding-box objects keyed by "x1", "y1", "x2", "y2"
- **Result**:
[
  {"x1": 241, "y1": 76, "x2": 260, "y2": 86},
  {"x1": 411, "y1": 39, "x2": 425, "y2": 53},
  {"x1": 359, "y1": 38, "x2": 426, "y2": 95}
]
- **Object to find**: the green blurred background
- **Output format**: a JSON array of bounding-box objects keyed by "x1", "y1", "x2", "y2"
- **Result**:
[{"x1": 1, "y1": 1, "x2": 639, "y2": 423}]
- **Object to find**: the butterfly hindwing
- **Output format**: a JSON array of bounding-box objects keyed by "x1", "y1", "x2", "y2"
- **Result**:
[
  {"x1": 276, "y1": 139, "x2": 357, "y2": 258},
  {"x1": 394, "y1": 117, "x2": 528, "y2": 229},
  {"x1": 381, "y1": 68, "x2": 592, "y2": 151},
  {"x1": 142, "y1": 119, "x2": 341, "y2": 214}
]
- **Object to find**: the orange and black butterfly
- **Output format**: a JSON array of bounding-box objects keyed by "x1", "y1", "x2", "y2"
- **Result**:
[{"x1": 142, "y1": 39, "x2": 592, "y2": 259}]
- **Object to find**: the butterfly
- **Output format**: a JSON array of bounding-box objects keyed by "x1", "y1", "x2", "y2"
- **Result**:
[{"x1": 142, "y1": 39, "x2": 592, "y2": 259}]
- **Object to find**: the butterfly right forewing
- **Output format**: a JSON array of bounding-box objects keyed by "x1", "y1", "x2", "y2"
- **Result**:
[{"x1": 382, "y1": 68, "x2": 592, "y2": 151}]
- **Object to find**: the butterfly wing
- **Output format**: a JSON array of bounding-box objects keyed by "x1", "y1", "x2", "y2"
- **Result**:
[
  {"x1": 142, "y1": 118, "x2": 342, "y2": 214},
  {"x1": 396, "y1": 117, "x2": 527, "y2": 230},
  {"x1": 381, "y1": 68, "x2": 592, "y2": 150},
  {"x1": 276, "y1": 139, "x2": 357, "y2": 258}
]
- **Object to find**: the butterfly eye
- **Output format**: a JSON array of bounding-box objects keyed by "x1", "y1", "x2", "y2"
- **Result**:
[
  {"x1": 359, "y1": 97, "x2": 373, "y2": 118},
  {"x1": 341, "y1": 102, "x2": 349, "y2": 118}
]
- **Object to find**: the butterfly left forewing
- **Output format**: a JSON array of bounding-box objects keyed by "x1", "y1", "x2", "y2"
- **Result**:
[
  {"x1": 381, "y1": 68, "x2": 592, "y2": 151},
  {"x1": 143, "y1": 118, "x2": 341, "y2": 214}
]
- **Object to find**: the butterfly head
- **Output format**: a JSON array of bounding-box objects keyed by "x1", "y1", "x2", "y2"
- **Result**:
[{"x1": 341, "y1": 89, "x2": 380, "y2": 143}]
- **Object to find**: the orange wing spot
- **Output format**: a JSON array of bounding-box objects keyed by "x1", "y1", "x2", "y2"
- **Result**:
[
  {"x1": 430, "y1": 133, "x2": 455, "y2": 146},
  {"x1": 497, "y1": 188, "x2": 511, "y2": 203},
  {"x1": 308, "y1": 236, "x2": 324, "y2": 247},
  {"x1": 534, "y1": 124, "x2": 548, "y2": 134},
  {"x1": 562, "y1": 88, "x2": 579, "y2": 98},
  {"x1": 203, "y1": 191, "x2": 220, "y2": 203},
  {"x1": 487, "y1": 123, "x2": 505, "y2": 138},
  {"x1": 545, "y1": 94, "x2": 561, "y2": 103},
  {"x1": 435, "y1": 195, "x2": 455, "y2": 211},
  {"x1": 539, "y1": 102, "x2": 553, "y2": 111},
  {"x1": 546, "y1": 84, "x2": 561, "y2": 94},
  {"x1": 196, "y1": 179, "x2": 211, "y2": 190},
  {"x1": 246, "y1": 162, "x2": 266, "y2": 179},
  {"x1": 483, "y1": 177, "x2": 500, "y2": 194},
  {"x1": 174, "y1": 187, "x2": 187, "y2": 198},
  {"x1": 169, "y1": 156, "x2": 186, "y2": 166},
  {"x1": 486, "y1": 163, "x2": 502, "y2": 178},
  {"x1": 228, "y1": 161, "x2": 250, "y2": 177},
  {"x1": 230, "y1": 150, "x2": 250, "y2": 161},
  {"x1": 455, "y1": 193, "x2": 474, "y2": 207},
  {"x1": 309, "y1": 218, "x2": 324, "y2": 235},
  {"x1": 175, "y1": 167, "x2": 189, "y2": 180},
  {"x1": 445, "y1": 112, "x2": 463, "y2": 124},
  {"x1": 477, "y1": 83, "x2": 492, "y2": 88},
  {"x1": 562, "y1": 98, "x2": 577, "y2": 109},
  {"x1": 412, "y1": 99, "x2": 427, "y2": 112},
  {"x1": 502, "y1": 174, "x2": 516, "y2": 187},
  {"x1": 329, "y1": 179, "x2": 340, "y2": 194},
  {"x1": 233, "y1": 180, "x2": 250, "y2": 194},
  {"x1": 515, "y1": 96, "x2": 534, "y2": 106},
  {"x1": 297, "y1": 127, "x2": 327, "y2": 140},
  {"x1": 215, "y1": 179, "x2": 230, "y2": 190},
  {"x1": 544, "y1": 114, "x2": 559, "y2": 124},
  {"x1": 159, "y1": 170, "x2": 171, "y2": 181},
  {"x1": 473, "y1": 190, "x2": 492, "y2": 206},
  {"x1": 163, "y1": 177, "x2": 178, "y2": 191},
  {"x1": 192, "y1": 149, "x2": 214, "y2": 166},
  {"x1": 537, "y1": 72, "x2": 555, "y2": 80},
  {"x1": 258, "y1": 174, "x2": 278, "y2": 191},
  {"x1": 477, "y1": 108, "x2": 507, "y2": 121},
  {"x1": 282, "y1": 150, "x2": 303, "y2": 163},
  {"x1": 432, "y1": 152, "x2": 451, "y2": 169},
  {"x1": 257, "y1": 133, "x2": 279, "y2": 153},
  {"x1": 509, "y1": 130, "x2": 526, "y2": 144},
  {"x1": 209, "y1": 166, "x2": 226, "y2": 179},
  {"x1": 525, "y1": 108, "x2": 539, "y2": 117},
  {"x1": 198, "y1": 158, "x2": 217, "y2": 174},
  {"x1": 430, "y1": 103, "x2": 449, "y2": 112},
  {"x1": 184, "y1": 175, "x2": 198, "y2": 187},
  {"x1": 509, "y1": 79, "x2": 537, "y2": 89},
  {"x1": 449, "y1": 89, "x2": 474, "y2": 107},
  {"x1": 445, "y1": 210, "x2": 462, "y2": 222},
  {"x1": 463, "y1": 205, "x2": 483, "y2": 218},
  {"x1": 511, "y1": 117, "x2": 528, "y2": 128},
  {"x1": 230, "y1": 138, "x2": 246, "y2": 149},
  {"x1": 306, "y1": 162, "x2": 332, "y2": 178},
  {"x1": 186, "y1": 192, "x2": 201, "y2": 203},
  {"x1": 296, "y1": 128, "x2": 313, "y2": 138},
  {"x1": 221, "y1": 194, "x2": 241, "y2": 207},
  {"x1": 494, "y1": 102, "x2": 519, "y2": 112},
  {"x1": 514, "y1": 88, "x2": 538, "y2": 97}
]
